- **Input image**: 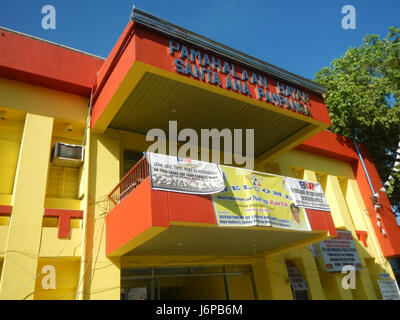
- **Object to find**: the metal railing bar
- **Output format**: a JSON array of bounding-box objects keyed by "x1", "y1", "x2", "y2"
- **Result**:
[
  {"x1": 121, "y1": 272, "x2": 252, "y2": 281},
  {"x1": 108, "y1": 155, "x2": 148, "y2": 198}
]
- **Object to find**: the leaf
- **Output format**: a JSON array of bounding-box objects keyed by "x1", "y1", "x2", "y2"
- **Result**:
[{"x1": 314, "y1": 27, "x2": 400, "y2": 210}]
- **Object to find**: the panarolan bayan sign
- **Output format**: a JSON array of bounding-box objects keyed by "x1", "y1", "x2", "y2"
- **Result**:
[{"x1": 169, "y1": 40, "x2": 313, "y2": 117}]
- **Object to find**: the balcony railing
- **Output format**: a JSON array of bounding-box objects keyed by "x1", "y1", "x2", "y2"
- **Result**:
[{"x1": 108, "y1": 155, "x2": 149, "y2": 210}]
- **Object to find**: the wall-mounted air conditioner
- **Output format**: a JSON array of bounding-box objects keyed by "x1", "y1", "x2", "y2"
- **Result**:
[{"x1": 51, "y1": 142, "x2": 84, "y2": 168}]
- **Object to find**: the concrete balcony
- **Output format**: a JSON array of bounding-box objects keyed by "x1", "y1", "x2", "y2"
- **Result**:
[{"x1": 105, "y1": 157, "x2": 337, "y2": 257}]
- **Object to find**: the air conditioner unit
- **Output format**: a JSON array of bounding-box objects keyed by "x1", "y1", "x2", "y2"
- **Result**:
[{"x1": 51, "y1": 142, "x2": 84, "y2": 168}]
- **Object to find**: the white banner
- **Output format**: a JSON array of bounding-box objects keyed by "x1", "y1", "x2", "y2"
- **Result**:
[
  {"x1": 147, "y1": 152, "x2": 225, "y2": 195},
  {"x1": 126, "y1": 288, "x2": 147, "y2": 300},
  {"x1": 285, "y1": 177, "x2": 331, "y2": 211},
  {"x1": 378, "y1": 279, "x2": 400, "y2": 300},
  {"x1": 319, "y1": 230, "x2": 362, "y2": 272},
  {"x1": 286, "y1": 261, "x2": 309, "y2": 291}
]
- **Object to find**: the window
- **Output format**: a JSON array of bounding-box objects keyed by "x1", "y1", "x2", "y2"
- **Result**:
[
  {"x1": 121, "y1": 265, "x2": 256, "y2": 300},
  {"x1": 46, "y1": 165, "x2": 79, "y2": 199},
  {"x1": 285, "y1": 260, "x2": 310, "y2": 300},
  {"x1": 123, "y1": 150, "x2": 143, "y2": 176}
]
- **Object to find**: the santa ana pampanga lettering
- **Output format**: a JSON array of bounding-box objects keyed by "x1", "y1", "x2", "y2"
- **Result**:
[{"x1": 169, "y1": 40, "x2": 312, "y2": 117}]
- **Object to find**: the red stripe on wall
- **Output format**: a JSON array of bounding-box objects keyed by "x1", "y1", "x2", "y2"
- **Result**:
[{"x1": 0, "y1": 205, "x2": 12, "y2": 217}]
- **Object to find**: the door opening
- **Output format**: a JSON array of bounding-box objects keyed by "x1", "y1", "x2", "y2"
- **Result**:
[{"x1": 121, "y1": 265, "x2": 257, "y2": 300}]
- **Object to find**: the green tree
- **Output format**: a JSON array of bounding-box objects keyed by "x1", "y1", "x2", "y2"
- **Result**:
[{"x1": 314, "y1": 27, "x2": 400, "y2": 211}]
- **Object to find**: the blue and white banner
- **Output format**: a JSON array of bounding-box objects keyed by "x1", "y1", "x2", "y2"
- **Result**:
[
  {"x1": 319, "y1": 230, "x2": 362, "y2": 272},
  {"x1": 378, "y1": 279, "x2": 400, "y2": 300},
  {"x1": 285, "y1": 177, "x2": 331, "y2": 212},
  {"x1": 146, "y1": 152, "x2": 225, "y2": 195}
]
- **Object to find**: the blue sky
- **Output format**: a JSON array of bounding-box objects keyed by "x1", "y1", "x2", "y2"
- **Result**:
[{"x1": 0, "y1": 0, "x2": 398, "y2": 80}]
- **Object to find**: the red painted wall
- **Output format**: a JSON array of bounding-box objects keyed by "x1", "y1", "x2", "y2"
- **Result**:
[
  {"x1": 91, "y1": 22, "x2": 332, "y2": 130},
  {"x1": 133, "y1": 25, "x2": 331, "y2": 125},
  {"x1": 105, "y1": 177, "x2": 337, "y2": 256},
  {"x1": 0, "y1": 28, "x2": 103, "y2": 96},
  {"x1": 306, "y1": 209, "x2": 338, "y2": 237},
  {"x1": 167, "y1": 192, "x2": 217, "y2": 225},
  {"x1": 106, "y1": 178, "x2": 170, "y2": 255},
  {"x1": 44, "y1": 208, "x2": 83, "y2": 239},
  {"x1": 91, "y1": 22, "x2": 136, "y2": 128},
  {"x1": 297, "y1": 131, "x2": 400, "y2": 258},
  {"x1": 0, "y1": 205, "x2": 12, "y2": 217},
  {"x1": 1, "y1": 23, "x2": 397, "y2": 258}
]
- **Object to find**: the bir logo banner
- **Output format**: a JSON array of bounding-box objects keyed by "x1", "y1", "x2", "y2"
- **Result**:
[{"x1": 285, "y1": 177, "x2": 331, "y2": 212}]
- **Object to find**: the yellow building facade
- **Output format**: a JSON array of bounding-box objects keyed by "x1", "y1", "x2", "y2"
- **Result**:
[{"x1": 0, "y1": 8, "x2": 400, "y2": 300}]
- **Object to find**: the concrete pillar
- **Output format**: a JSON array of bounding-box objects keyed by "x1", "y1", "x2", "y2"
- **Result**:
[
  {"x1": 253, "y1": 257, "x2": 271, "y2": 300},
  {"x1": 253, "y1": 255, "x2": 293, "y2": 300},
  {"x1": 341, "y1": 179, "x2": 369, "y2": 231},
  {"x1": 303, "y1": 170, "x2": 355, "y2": 299},
  {"x1": 0, "y1": 113, "x2": 53, "y2": 300},
  {"x1": 303, "y1": 169, "x2": 317, "y2": 182},
  {"x1": 300, "y1": 249, "x2": 326, "y2": 300},
  {"x1": 333, "y1": 273, "x2": 354, "y2": 300},
  {"x1": 342, "y1": 179, "x2": 378, "y2": 299},
  {"x1": 300, "y1": 170, "x2": 326, "y2": 299},
  {"x1": 83, "y1": 133, "x2": 121, "y2": 300},
  {"x1": 322, "y1": 175, "x2": 355, "y2": 230},
  {"x1": 352, "y1": 262, "x2": 378, "y2": 300}
]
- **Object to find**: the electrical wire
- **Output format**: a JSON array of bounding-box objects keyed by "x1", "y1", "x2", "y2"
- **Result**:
[
  {"x1": 75, "y1": 212, "x2": 108, "y2": 299},
  {"x1": 0, "y1": 193, "x2": 111, "y2": 300},
  {"x1": 12, "y1": 237, "x2": 386, "y2": 300},
  {"x1": 1, "y1": 228, "x2": 73, "y2": 300},
  {"x1": 74, "y1": 86, "x2": 94, "y2": 300},
  {"x1": 81, "y1": 87, "x2": 94, "y2": 147},
  {"x1": 1, "y1": 178, "x2": 389, "y2": 300}
]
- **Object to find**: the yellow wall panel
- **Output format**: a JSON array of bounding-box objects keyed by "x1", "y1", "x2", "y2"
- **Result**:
[
  {"x1": 39, "y1": 228, "x2": 82, "y2": 258},
  {"x1": 0, "y1": 226, "x2": 8, "y2": 257},
  {"x1": 0, "y1": 77, "x2": 88, "y2": 123},
  {"x1": 284, "y1": 247, "x2": 326, "y2": 300},
  {"x1": 276, "y1": 149, "x2": 355, "y2": 179},
  {"x1": 181, "y1": 276, "x2": 226, "y2": 300},
  {"x1": 46, "y1": 166, "x2": 79, "y2": 199},
  {"x1": 0, "y1": 133, "x2": 21, "y2": 194},
  {"x1": 0, "y1": 113, "x2": 53, "y2": 300},
  {"x1": 83, "y1": 133, "x2": 121, "y2": 300},
  {"x1": 34, "y1": 259, "x2": 80, "y2": 300}
]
